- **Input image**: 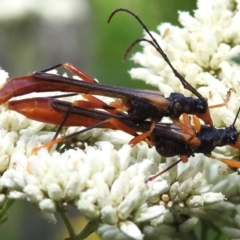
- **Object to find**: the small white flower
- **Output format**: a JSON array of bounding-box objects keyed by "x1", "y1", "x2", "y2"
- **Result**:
[
  {"x1": 119, "y1": 221, "x2": 144, "y2": 240},
  {"x1": 39, "y1": 198, "x2": 56, "y2": 213},
  {"x1": 101, "y1": 205, "x2": 118, "y2": 225},
  {"x1": 117, "y1": 182, "x2": 149, "y2": 220},
  {"x1": 24, "y1": 185, "x2": 45, "y2": 203},
  {"x1": 8, "y1": 191, "x2": 25, "y2": 200},
  {"x1": 133, "y1": 204, "x2": 168, "y2": 222},
  {"x1": 202, "y1": 192, "x2": 226, "y2": 204},
  {"x1": 178, "y1": 178, "x2": 194, "y2": 201},
  {"x1": 77, "y1": 199, "x2": 100, "y2": 219},
  {"x1": 186, "y1": 195, "x2": 204, "y2": 208}
]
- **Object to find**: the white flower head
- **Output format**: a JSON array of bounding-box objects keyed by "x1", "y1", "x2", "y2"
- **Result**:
[{"x1": 130, "y1": 0, "x2": 240, "y2": 128}]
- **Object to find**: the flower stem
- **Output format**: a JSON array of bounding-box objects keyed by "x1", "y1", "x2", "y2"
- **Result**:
[
  {"x1": 76, "y1": 218, "x2": 100, "y2": 240},
  {"x1": 0, "y1": 199, "x2": 15, "y2": 223},
  {"x1": 58, "y1": 208, "x2": 76, "y2": 240},
  {"x1": 58, "y1": 206, "x2": 100, "y2": 240}
]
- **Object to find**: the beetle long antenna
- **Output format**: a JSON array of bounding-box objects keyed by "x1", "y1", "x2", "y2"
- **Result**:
[
  {"x1": 108, "y1": 9, "x2": 163, "y2": 60},
  {"x1": 108, "y1": 8, "x2": 206, "y2": 102}
]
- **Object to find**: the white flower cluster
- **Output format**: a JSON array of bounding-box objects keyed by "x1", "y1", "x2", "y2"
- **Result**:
[
  {"x1": 130, "y1": 0, "x2": 240, "y2": 128},
  {"x1": 0, "y1": 0, "x2": 239, "y2": 239},
  {"x1": 0, "y1": 86, "x2": 226, "y2": 239},
  {"x1": 0, "y1": 69, "x2": 234, "y2": 240},
  {"x1": 115, "y1": 0, "x2": 240, "y2": 238}
]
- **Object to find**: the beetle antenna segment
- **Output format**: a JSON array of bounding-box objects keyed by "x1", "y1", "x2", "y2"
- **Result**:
[
  {"x1": 232, "y1": 106, "x2": 240, "y2": 127},
  {"x1": 123, "y1": 38, "x2": 153, "y2": 61}
]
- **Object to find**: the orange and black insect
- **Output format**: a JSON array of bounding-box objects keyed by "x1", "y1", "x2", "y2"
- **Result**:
[
  {"x1": 149, "y1": 107, "x2": 240, "y2": 180},
  {"x1": 0, "y1": 9, "x2": 230, "y2": 138},
  {"x1": 7, "y1": 97, "x2": 240, "y2": 180},
  {"x1": 0, "y1": 58, "x2": 230, "y2": 141}
]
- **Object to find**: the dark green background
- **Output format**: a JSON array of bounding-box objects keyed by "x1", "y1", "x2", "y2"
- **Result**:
[{"x1": 0, "y1": 1, "x2": 196, "y2": 88}]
